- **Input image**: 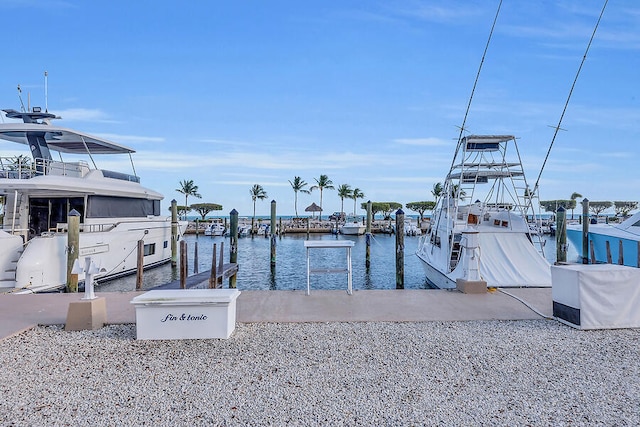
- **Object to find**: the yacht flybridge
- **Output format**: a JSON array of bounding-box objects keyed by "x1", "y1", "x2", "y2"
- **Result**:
[
  {"x1": 0, "y1": 108, "x2": 186, "y2": 293},
  {"x1": 416, "y1": 135, "x2": 551, "y2": 289}
]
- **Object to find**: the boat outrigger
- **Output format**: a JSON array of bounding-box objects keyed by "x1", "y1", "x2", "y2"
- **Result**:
[
  {"x1": 0, "y1": 107, "x2": 187, "y2": 293},
  {"x1": 416, "y1": 134, "x2": 551, "y2": 289}
]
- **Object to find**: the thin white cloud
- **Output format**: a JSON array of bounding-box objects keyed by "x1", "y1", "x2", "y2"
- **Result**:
[
  {"x1": 393, "y1": 137, "x2": 449, "y2": 146},
  {"x1": 53, "y1": 108, "x2": 116, "y2": 123},
  {"x1": 97, "y1": 133, "x2": 165, "y2": 144}
]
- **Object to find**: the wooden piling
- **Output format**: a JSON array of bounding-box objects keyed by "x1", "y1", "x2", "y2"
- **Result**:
[
  {"x1": 193, "y1": 241, "x2": 199, "y2": 274},
  {"x1": 618, "y1": 240, "x2": 624, "y2": 265},
  {"x1": 395, "y1": 209, "x2": 405, "y2": 289},
  {"x1": 210, "y1": 243, "x2": 218, "y2": 289},
  {"x1": 66, "y1": 209, "x2": 81, "y2": 293},
  {"x1": 229, "y1": 209, "x2": 238, "y2": 288},
  {"x1": 270, "y1": 200, "x2": 276, "y2": 269},
  {"x1": 306, "y1": 217, "x2": 310, "y2": 239},
  {"x1": 366, "y1": 200, "x2": 372, "y2": 269},
  {"x1": 136, "y1": 239, "x2": 144, "y2": 290},
  {"x1": 555, "y1": 207, "x2": 567, "y2": 264},
  {"x1": 171, "y1": 199, "x2": 178, "y2": 267},
  {"x1": 195, "y1": 218, "x2": 199, "y2": 237},
  {"x1": 605, "y1": 241, "x2": 612, "y2": 264},
  {"x1": 180, "y1": 240, "x2": 187, "y2": 289},
  {"x1": 590, "y1": 240, "x2": 595, "y2": 264},
  {"x1": 581, "y1": 198, "x2": 589, "y2": 264}
]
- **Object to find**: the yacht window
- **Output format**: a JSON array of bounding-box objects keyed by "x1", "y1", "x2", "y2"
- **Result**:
[
  {"x1": 144, "y1": 243, "x2": 156, "y2": 256},
  {"x1": 86, "y1": 196, "x2": 160, "y2": 218}
]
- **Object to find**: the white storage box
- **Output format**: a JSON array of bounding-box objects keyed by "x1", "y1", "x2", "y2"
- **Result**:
[
  {"x1": 551, "y1": 264, "x2": 640, "y2": 330},
  {"x1": 131, "y1": 289, "x2": 241, "y2": 340}
]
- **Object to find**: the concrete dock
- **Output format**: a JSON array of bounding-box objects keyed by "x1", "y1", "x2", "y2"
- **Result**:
[{"x1": 0, "y1": 288, "x2": 553, "y2": 340}]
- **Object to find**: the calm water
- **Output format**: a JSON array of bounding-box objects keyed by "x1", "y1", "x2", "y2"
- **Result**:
[{"x1": 97, "y1": 233, "x2": 570, "y2": 292}]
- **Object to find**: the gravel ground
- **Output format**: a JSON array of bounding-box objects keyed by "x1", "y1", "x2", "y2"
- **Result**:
[{"x1": 0, "y1": 320, "x2": 639, "y2": 426}]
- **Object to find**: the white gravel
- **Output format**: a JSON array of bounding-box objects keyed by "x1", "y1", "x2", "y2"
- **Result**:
[{"x1": 0, "y1": 320, "x2": 639, "y2": 426}]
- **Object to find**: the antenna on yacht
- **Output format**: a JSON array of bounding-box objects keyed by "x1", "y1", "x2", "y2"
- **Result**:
[
  {"x1": 431, "y1": 0, "x2": 502, "y2": 234},
  {"x1": 17, "y1": 85, "x2": 26, "y2": 112},
  {"x1": 449, "y1": 0, "x2": 503, "y2": 169},
  {"x1": 44, "y1": 71, "x2": 49, "y2": 113},
  {"x1": 529, "y1": 0, "x2": 608, "y2": 201}
]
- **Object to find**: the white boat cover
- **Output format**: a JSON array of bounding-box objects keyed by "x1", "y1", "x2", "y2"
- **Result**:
[
  {"x1": 478, "y1": 233, "x2": 551, "y2": 287},
  {"x1": 551, "y1": 264, "x2": 640, "y2": 329}
]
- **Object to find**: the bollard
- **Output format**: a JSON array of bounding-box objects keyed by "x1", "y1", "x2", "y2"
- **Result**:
[
  {"x1": 556, "y1": 207, "x2": 567, "y2": 264},
  {"x1": 229, "y1": 209, "x2": 238, "y2": 288},
  {"x1": 66, "y1": 209, "x2": 81, "y2": 293},
  {"x1": 270, "y1": 200, "x2": 276, "y2": 269},
  {"x1": 366, "y1": 200, "x2": 372, "y2": 270},
  {"x1": 171, "y1": 199, "x2": 178, "y2": 268},
  {"x1": 395, "y1": 209, "x2": 405, "y2": 289},
  {"x1": 581, "y1": 198, "x2": 589, "y2": 264},
  {"x1": 136, "y1": 239, "x2": 144, "y2": 290}
]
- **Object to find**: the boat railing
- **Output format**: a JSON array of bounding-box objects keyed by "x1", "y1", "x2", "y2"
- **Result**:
[
  {"x1": 0, "y1": 157, "x2": 90, "y2": 179},
  {"x1": 52, "y1": 222, "x2": 118, "y2": 233}
]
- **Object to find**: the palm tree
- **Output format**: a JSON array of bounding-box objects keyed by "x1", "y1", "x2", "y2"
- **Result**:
[
  {"x1": 337, "y1": 184, "x2": 352, "y2": 216},
  {"x1": 176, "y1": 179, "x2": 202, "y2": 220},
  {"x1": 570, "y1": 192, "x2": 582, "y2": 220},
  {"x1": 310, "y1": 174, "x2": 334, "y2": 220},
  {"x1": 352, "y1": 188, "x2": 365, "y2": 218},
  {"x1": 250, "y1": 184, "x2": 268, "y2": 234},
  {"x1": 288, "y1": 176, "x2": 310, "y2": 217},
  {"x1": 431, "y1": 182, "x2": 444, "y2": 200}
]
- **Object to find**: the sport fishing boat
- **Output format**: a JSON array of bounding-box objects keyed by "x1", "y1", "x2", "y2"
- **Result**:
[
  {"x1": 0, "y1": 107, "x2": 187, "y2": 293},
  {"x1": 416, "y1": 134, "x2": 551, "y2": 289}
]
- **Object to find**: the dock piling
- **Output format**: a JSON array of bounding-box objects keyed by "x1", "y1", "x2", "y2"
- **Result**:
[
  {"x1": 180, "y1": 240, "x2": 187, "y2": 289},
  {"x1": 171, "y1": 199, "x2": 178, "y2": 267},
  {"x1": 193, "y1": 241, "x2": 199, "y2": 274},
  {"x1": 136, "y1": 240, "x2": 144, "y2": 290},
  {"x1": 395, "y1": 208, "x2": 405, "y2": 289},
  {"x1": 66, "y1": 209, "x2": 81, "y2": 293},
  {"x1": 270, "y1": 200, "x2": 276, "y2": 269},
  {"x1": 555, "y1": 207, "x2": 567, "y2": 264},
  {"x1": 581, "y1": 198, "x2": 589, "y2": 264},
  {"x1": 229, "y1": 209, "x2": 238, "y2": 288},
  {"x1": 366, "y1": 200, "x2": 372, "y2": 270}
]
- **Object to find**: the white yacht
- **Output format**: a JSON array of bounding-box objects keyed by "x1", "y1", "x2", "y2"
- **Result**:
[
  {"x1": 0, "y1": 107, "x2": 187, "y2": 293},
  {"x1": 204, "y1": 221, "x2": 226, "y2": 237},
  {"x1": 340, "y1": 219, "x2": 366, "y2": 235},
  {"x1": 416, "y1": 135, "x2": 551, "y2": 289}
]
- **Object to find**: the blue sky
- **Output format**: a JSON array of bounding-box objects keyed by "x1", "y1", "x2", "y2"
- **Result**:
[{"x1": 1, "y1": 1, "x2": 638, "y2": 217}]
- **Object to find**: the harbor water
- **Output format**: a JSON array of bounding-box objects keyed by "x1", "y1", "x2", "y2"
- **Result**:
[{"x1": 97, "y1": 233, "x2": 570, "y2": 292}]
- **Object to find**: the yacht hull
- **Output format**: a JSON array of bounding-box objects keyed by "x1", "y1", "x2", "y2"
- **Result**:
[
  {"x1": 567, "y1": 227, "x2": 640, "y2": 267},
  {"x1": 416, "y1": 250, "x2": 456, "y2": 289},
  {"x1": 11, "y1": 219, "x2": 187, "y2": 292}
]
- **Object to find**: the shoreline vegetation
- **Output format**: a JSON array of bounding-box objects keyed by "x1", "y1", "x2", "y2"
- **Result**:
[{"x1": 184, "y1": 217, "x2": 429, "y2": 235}]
